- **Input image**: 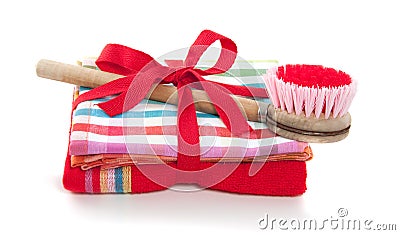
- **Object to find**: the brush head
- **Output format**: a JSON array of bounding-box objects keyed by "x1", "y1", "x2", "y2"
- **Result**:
[
  {"x1": 262, "y1": 64, "x2": 356, "y2": 143},
  {"x1": 264, "y1": 64, "x2": 356, "y2": 119}
]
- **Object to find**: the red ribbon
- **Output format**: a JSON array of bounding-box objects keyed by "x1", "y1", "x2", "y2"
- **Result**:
[{"x1": 72, "y1": 30, "x2": 268, "y2": 171}]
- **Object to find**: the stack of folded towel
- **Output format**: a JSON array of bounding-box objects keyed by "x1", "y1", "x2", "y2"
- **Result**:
[{"x1": 63, "y1": 59, "x2": 312, "y2": 196}]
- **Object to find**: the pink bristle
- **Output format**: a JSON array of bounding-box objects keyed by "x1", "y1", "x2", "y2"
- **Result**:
[
  {"x1": 304, "y1": 86, "x2": 317, "y2": 117},
  {"x1": 332, "y1": 86, "x2": 349, "y2": 118},
  {"x1": 314, "y1": 87, "x2": 327, "y2": 118},
  {"x1": 324, "y1": 88, "x2": 339, "y2": 119},
  {"x1": 283, "y1": 82, "x2": 294, "y2": 113},
  {"x1": 339, "y1": 81, "x2": 357, "y2": 117},
  {"x1": 293, "y1": 84, "x2": 305, "y2": 116},
  {"x1": 263, "y1": 64, "x2": 356, "y2": 119},
  {"x1": 277, "y1": 79, "x2": 286, "y2": 110},
  {"x1": 265, "y1": 68, "x2": 280, "y2": 108}
]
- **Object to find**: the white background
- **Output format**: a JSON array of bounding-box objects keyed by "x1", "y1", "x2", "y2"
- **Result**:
[{"x1": 1, "y1": 0, "x2": 399, "y2": 234}]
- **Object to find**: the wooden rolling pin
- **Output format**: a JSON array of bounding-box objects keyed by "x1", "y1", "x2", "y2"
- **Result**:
[{"x1": 36, "y1": 59, "x2": 263, "y2": 122}]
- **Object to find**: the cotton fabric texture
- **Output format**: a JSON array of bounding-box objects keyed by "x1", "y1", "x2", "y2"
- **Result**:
[{"x1": 62, "y1": 59, "x2": 312, "y2": 196}]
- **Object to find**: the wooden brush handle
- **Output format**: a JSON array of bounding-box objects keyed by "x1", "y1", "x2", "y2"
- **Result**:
[{"x1": 36, "y1": 59, "x2": 261, "y2": 122}]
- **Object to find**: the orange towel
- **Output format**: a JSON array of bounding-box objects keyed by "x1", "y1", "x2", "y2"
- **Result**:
[{"x1": 71, "y1": 146, "x2": 313, "y2": 170}]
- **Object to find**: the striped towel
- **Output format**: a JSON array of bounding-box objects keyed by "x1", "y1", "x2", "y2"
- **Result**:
[{"x1": 69, "y1": 59, "x2": 310, "y2": 159}]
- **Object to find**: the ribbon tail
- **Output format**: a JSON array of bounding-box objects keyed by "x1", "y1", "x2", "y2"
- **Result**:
[
  {"x1": 98, "y1": 71, "x2": 161, "y2": 117},
  {"x1": 176, "y1": 85, "x2": 201, "y2": 171},
  {"x1": 201, "y1": 81, "x2": 253, "y2": 136},
  {"x1": 208, "y1": 81, "x2": 269, "y2": 98},
  {"x1": 72, "y1": 76, "x2": 133, "y2": 111},
  {"x1": 97, "y1": 92, "x2": 129, "y2": 117}
]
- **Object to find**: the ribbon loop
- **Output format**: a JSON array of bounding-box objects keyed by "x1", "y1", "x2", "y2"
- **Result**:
[
  {"x1": 96, "y1": 44, "x2": 156, "y2": 75},
  {"x1": 184, "y1": 30, "x2": 237, "y2": 75}
]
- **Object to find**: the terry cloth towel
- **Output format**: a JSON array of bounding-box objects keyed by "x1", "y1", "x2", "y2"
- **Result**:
[
  {"x1": 62, "y1": 58, "x2": 312, "y2": 196},
  {"x1": 63, "y1": 154, "x2": 308, "y2": 195}
]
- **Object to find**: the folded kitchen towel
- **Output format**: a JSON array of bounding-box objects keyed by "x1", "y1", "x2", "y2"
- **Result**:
[
  {"x1": 63, "y1": 154, "x2": 308, "y2": 195},
  {"x1": 69, "y1": 59, "x2": 310, "y2": 159},
  {"x1": 62, "y1": 58, "x2": 311, "y2": 196},
  {"x1": 71, "y1": 147, "x2": 313, "y2": 170}
]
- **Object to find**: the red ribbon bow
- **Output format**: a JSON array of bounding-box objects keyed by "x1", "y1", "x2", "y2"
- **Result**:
[{"x1": 73, "y1": 30, "x2": 268, "y2": 171}]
